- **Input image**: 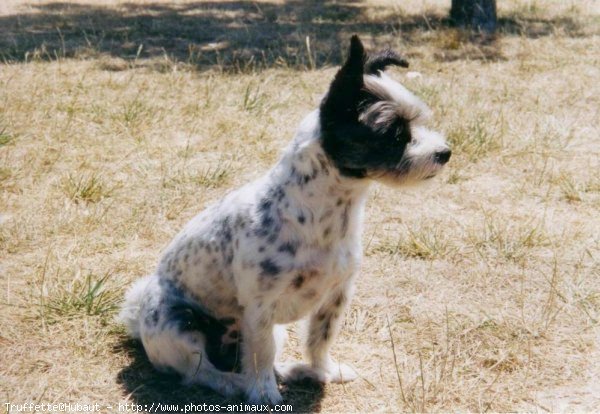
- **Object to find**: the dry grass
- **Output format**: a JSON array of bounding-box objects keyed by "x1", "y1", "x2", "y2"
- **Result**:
[{"x1": 1, "y1": 0, "x2": 599, "y2": 412}]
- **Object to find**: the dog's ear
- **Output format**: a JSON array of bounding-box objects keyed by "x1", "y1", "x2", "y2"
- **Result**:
[
  {"x1": 365, "y1": 49, "x2": 409, "y2": 75},
  {"x1": 320, "y1": 35, "x2": 367, "y2": 124}
]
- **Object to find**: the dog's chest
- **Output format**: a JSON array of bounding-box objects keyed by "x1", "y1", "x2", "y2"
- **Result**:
[{"x1": 269, "y1": 243, "x2": 359, "y2": 324}]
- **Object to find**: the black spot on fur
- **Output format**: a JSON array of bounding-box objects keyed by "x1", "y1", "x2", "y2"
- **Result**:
[
  {"x1": 293, "y1": 274, "x2": 304, "y2": 289},
  {"x1": 270, "y1": 186, "x2": 286, "y2": 201},
  {"x1": 317, "y1": 153, "x2": 330, "y2": 174},
  {"x1": 278, "y1": 241, "x2": 297, "y2": 256},
  {"x1": 254, "y1": 196, "x2": 282, "y2": 240},
  {"x1": 220, "y1": 217, "x2": 233, "y2": 243},
  {"x1": 144, "y1": 308, "x2": 159, "y2": 326},
  {"x1": 341, "y1": 202, "x2": 351, "y2": 237},
  {"x1": 258, "y1": 198, "x2": 272, "y2": 214},
  {"x1": 234, "y1": 215, "x2": 246, "y2": 230},
  {"x1": 298, "y1": 213, "x2": 306, "y2": 224},
  {"x1": 322, "y1": 320, "x2": 331, "y2": 340},
  {"x1": 259, "y1": 259, "x2": 280, "y2": 276}
]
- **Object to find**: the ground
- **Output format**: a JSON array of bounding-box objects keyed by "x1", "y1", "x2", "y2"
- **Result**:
[{"x1": 1, "y1": 0, "x2": 599, "y2": 412}]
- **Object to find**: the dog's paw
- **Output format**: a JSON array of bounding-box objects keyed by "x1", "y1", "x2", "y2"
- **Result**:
[
  {"x1": 326, "y1": 361, "x2": 358, "y2": 383},
  {"x1": 245, "y1": 372, "x2": 283, "y2": 405},
  {"x1": 246, "y1": 383, "x2": 283, "y2": 405},
  {"x1": 276, "y1": 362, "x2": 321, "y2": 383},
  {"x1": 276, "y1": 361, "x2": 358, "y2": 384}
]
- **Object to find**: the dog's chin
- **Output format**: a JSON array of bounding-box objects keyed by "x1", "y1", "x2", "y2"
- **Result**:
[{"x1": 368, "y1": 166, "x2": 445, "y2": 188}]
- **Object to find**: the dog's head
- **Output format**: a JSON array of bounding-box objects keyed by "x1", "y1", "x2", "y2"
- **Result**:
[{"x1": 320, "y1": 35, "x2": 450, "y2": 185}]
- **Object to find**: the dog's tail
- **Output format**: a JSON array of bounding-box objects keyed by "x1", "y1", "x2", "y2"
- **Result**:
[{"x1": 117, "y1": 274, "x2": 156, "y2": 339}]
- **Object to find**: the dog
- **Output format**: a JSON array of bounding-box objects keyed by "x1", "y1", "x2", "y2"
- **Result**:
[{"x1": 118, "y1": 35, "x2": 451, "y2": 404}]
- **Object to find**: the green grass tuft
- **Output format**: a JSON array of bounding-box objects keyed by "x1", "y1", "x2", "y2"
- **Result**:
[
  {"x1": 61, "y1": 172, "x2": 112, "y2": 203},
  {"x1": 42, "y1": 272, "x2": 122, "y2": 322}
]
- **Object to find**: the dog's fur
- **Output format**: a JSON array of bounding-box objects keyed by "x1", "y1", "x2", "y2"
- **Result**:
[{"x1": 119, "y1": 35, "x2": 451, "y2": 404}]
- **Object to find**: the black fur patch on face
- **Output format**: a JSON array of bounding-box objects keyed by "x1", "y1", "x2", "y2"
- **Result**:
[{"x1": 319, "y1": 35, "x2": 412, "y2": 178}]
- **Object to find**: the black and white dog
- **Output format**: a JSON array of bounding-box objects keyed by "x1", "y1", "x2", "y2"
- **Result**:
[{"x1": 119, "y1": 35, "x2": 450, "y2": 404}]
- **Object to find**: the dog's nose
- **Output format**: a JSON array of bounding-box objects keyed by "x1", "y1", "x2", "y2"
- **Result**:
[{"x1": 434, "y1": 149, "x2": 452, "y2": 165}]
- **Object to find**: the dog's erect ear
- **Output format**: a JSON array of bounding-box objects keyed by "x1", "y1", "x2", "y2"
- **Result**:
[
  {"x1": 365, "y1": 49, "x2": 409, "y2": 75},
  {"x1": 320, "y1": 35, "x2": 367, "y2": 124},
  {"x1": 344, "y1": 34, "x2": 367, "y2": 79}
]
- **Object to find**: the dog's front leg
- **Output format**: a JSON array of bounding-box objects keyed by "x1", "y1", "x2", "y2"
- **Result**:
[
  {"x1": 305, "y1": 285, "x2": 358, "y2": 383},
  {"x1": 241, "y1": 303, "x2": 282, "y2": 404}
]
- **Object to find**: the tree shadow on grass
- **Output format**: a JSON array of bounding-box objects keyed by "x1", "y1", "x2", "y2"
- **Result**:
[
  {"x1": 0, "y1": 1, "x2": 593, "y2": 71},
  {"x1": 114, "y1": 337, "x2": 325, "y2": 413},
  {"x1": 1, "y1": 0, "x2": 388, "y2": 71}
]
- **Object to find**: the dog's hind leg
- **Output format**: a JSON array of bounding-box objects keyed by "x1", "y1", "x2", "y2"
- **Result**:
[
  {"x1": 120, "y1": 275, "x2": 245, "y2": 397},
  {"x1": 142, "y1": 323, "x2": 245, "y2": 397}
]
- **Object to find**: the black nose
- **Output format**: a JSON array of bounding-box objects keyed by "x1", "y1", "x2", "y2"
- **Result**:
[{"x1": 434, "y1": 149, "x2": 452, "y2": 165}]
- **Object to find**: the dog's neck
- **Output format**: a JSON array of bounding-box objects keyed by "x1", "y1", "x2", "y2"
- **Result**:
[{"x1": 267, "y1": 110, "x2": 371, "y2": 245}]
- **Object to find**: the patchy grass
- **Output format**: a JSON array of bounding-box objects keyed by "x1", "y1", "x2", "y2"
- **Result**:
[
  {"x1": 0, "y1": 130, "x2": 14, "y2": 146},
  {"x1": 40, "y1": 271, "x2": 122, "y2": 324},
  {"x1": 1, "y1": 0, "x2": 599, "y2": 412},
  {"x1": 61, "y1": 172, "x2": 113, "y2": 203},
  {"x1": 372, "y1": 222, "x2": 457, "y2": 260},
  {"x1": 468, "y1": 217, "x2": 550, "y2": 263}
]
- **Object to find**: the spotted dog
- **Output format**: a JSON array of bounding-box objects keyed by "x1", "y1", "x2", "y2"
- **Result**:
[{"x1": 119, "y1": 35, "x2": 451, "y2": 404}]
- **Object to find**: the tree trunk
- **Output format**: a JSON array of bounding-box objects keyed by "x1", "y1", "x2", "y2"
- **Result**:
[{"x1": 450, "y1": 0, "x2": 497, "y2": 33}]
